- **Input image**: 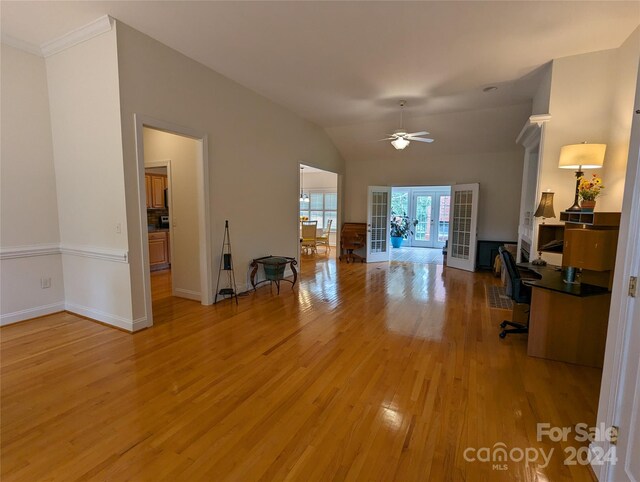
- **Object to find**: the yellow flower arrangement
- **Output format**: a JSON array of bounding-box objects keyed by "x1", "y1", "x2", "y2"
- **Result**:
[{"x1": 578, "y1": 174, "x2": 604, "y2": 201}]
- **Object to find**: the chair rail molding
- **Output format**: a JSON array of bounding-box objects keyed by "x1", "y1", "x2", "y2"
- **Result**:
[
  {"x1": 0, "y1": 244, "x2": 61, "y2": 260},
  {"x1": 0, "y1": 243, "x2": 128, "y2": 263},
  {"x1": 59, "y1": 244, "x2": 128, "y2": 263}
]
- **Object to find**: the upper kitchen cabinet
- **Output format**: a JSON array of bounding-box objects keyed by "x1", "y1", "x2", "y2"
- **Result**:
[{"x1": 146, "y1": 173, "x2": 167, "y2": 209}]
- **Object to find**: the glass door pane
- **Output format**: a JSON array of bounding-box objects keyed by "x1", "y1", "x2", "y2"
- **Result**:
[
  {"x1": 447, "y1": 183, "x2": 479, "y2": 271},
  {"x1": 437, "y1": 194, "x2": 451, "y2": 243},
  {"x1": 411, "y1": 193, "x2": 434, "y2": 247},
  {"x1": 367, "y1": 186, "x2": 391, "y2": 262}
]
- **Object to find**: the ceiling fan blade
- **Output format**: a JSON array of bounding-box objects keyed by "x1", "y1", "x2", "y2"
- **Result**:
[
  {"x1": 407, "y1": 137, "x2": 434, "y2": 143},
  {"x1": 378, "y1": 137, "x2": 395, "y2": 141},
  {"x1": 406, "y1": 131, "x2": 429, "y2": 137}
]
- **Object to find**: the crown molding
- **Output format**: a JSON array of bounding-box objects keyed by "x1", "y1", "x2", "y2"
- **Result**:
[
  {"x1": 41, "y1": 15, "x2": 113, "y2": 58},
  {"x1": 1, "y1": 34, "x2": 43, "y2": 57},
  {"x1": 516, "y1": 113, "x2": 551, "y2": 145}
]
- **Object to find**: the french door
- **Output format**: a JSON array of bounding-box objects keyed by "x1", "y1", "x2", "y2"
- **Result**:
[
  {"x1": 411, "y1": 192, "x2": 434, "y2": 248},
  {"x1": 367, "y1": 186, "x2": 391, "y2": 263},
  {"x1": 411, "y1": 191, "x2": 450, "y2": 249},
  {"x1": 446, "y1": 183, "x2": 479, "y2": 271}
]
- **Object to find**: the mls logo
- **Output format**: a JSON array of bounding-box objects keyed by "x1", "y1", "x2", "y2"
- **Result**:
[{"x1": 492, "y1": 464, "x2": 508, "y2": 471}]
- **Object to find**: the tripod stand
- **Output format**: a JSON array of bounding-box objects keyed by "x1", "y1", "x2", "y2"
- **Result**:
[{"x1": 215, "y1": 220, "x2": 238, "y2": 304}]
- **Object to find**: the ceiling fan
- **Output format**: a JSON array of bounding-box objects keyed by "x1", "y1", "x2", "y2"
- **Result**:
[{"x1": 382, "y1": 100, "x2": 434, "y2": 150}]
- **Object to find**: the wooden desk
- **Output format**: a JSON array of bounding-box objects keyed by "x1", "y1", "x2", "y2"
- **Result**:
[{"x1": 522, "y1": 269, "x2": 610, "y2": 368}]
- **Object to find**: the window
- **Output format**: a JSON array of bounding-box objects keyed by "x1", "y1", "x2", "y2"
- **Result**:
[{"x1": 300, "y1": 190, "x2": 337, "y2": 231}]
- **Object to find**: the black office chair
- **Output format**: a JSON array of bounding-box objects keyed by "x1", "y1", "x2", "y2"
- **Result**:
[{"x1": 498, "y1": 246, "x2": 535, "y2": 338}]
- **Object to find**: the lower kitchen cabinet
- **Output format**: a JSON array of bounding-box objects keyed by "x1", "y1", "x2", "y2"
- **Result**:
[{"x1": 149, "y1": 231, "x2": 170, "y2": 271}]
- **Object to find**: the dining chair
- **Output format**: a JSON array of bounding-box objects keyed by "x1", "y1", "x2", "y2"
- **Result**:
[
  {"x1": 301, "y1": 221, "x2": 318, "y2": 255},
  {"x1": 316, "y1": 219, "x2": 333, "y2": 254}
]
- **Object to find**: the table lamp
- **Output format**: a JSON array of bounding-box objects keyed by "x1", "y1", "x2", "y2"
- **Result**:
[
  {"x1": 531, "y1": 191, "x2": 555, "y2": 266},
  {"x1": 558, "y1": 142, "x2": 606, "y2": 212}
]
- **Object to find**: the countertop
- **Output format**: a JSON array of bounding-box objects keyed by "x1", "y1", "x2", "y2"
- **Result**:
[{"x1": 148, "y1": 227, "x2": 170, "y2": 233}]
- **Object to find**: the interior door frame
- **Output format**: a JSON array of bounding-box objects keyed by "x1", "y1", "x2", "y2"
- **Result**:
[
  {"x1": 592, "y1": 78, "x2": 640, "y2": 481},
  {"x1": 134, "y1": 114, "x2": 213, "y2": 329}
]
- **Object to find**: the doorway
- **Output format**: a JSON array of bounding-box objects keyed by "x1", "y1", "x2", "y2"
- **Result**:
[
  {"x1": 410, "y1": 189, "x2": 450, "y2": 249},
  {"x1": 389, "y1": 186, "x2": 451, "y2": 263},
  {"x1": 298, "y1": 164, "x2": 339, "y2": 272},
  {"x1": 134, "y1": 114, "x2": 212, "y2": 328},
  {"x1": 143, "y1": 127, "x2": 201, "y2": 303}
]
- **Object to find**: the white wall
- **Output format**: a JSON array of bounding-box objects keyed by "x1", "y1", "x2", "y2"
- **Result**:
[
  {"x1": 143, "y1": 127, "x2": 201, "y2": 299},
  {"x1": 531, "y1": 63, "x2": 552, "y2": 115},
  {"x1": 532, "y1": 30, "x2": 639, "y2": 264},
  {"x1": 345, "y1": 150, "x2": 523, "y2": 242},
  {"x1": 45, "y1": 25, "x2": 137, "y2": 330},
  {"x1": 303, "y1": 170, "x2": 338, "y2": 190},
  {"x1": 0, "y1": 44, "x2": 64, "y2": 324},
  {"x1": 603, "y1": 27, "x2": 640, "y2": 211},
  {"x1": 115, "y1": 21, "x2": 344, "y2": 315},
  {"x1": 538, "y1": 49, "x2": 617, "y2": 216},
  {"x1": 538, "y1": 34, "x2": 639, "y2": 215}
]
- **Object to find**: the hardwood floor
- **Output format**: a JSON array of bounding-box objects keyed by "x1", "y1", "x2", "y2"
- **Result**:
[
  {"x1": 390, "y1": 246, "x2": 444, "y2": 264},
  {"x1": 1, "y1": 258, "x2": 602, "y2": 481}
]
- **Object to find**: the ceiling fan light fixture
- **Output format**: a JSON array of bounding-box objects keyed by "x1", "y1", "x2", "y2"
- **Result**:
[
  {"x1": 384, "y1": 100, "x2": 433, "y2": 149},
  {"x1": 391, "y1": 137, "x2": 410, "y2": 150}
]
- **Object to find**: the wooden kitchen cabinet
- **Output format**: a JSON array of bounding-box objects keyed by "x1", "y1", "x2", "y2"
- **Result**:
[
  {"x1": 151, "y1": 175, "x2": 166, "y2": 208},
  {"x1": 149, "y1": 231, "x2": 170, "y2": 271},
  {"x1": 145, "y1": 173, "x2": 167, "y2": 209}
]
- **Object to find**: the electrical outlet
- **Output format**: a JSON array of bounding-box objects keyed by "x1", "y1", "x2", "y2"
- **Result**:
[{"x1": 41, "y1": 277, "x2": 51, "y2": 289}]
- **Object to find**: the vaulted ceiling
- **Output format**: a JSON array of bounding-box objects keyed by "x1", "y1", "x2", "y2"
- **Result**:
[{"x1": 2, "y1": 1, "x2": 638, "y2": 159}]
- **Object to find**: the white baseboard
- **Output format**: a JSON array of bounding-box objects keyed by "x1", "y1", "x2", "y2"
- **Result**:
[
  {"x1": 0, "y1": 302, "x2": 65, "y2": 326},
  {"x1": 65, "y1": 302, "x2": 147, "y2": 332},
  {"x1": 131, "y1": 316, "x2": 150, "y2": 331},
  {"x1": 173, "y1": 288, "x2": 201, "y2": 301}
]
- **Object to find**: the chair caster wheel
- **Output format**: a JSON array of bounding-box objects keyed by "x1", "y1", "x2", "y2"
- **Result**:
[
  {"x1": 499, "y1": 331, "x2": 507, "y2": 339},
  {"x1": 500, "y1": 321, "x2": 507, "y2": 328}
]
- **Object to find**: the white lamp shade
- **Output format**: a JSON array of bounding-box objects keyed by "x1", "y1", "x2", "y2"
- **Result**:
[
  {"x1": 558, "y1": 143, "x2": 606, "y2": 169},
  {"x1": 391, "y1": 137, "x2": 410, "y2": 150}
]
